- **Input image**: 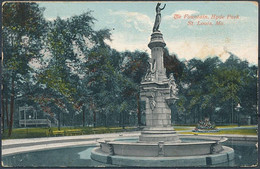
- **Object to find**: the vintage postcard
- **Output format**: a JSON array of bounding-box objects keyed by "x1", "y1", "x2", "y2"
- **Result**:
[{"x1": 1, "y1": 1, "x2": 258, "y2": 168}]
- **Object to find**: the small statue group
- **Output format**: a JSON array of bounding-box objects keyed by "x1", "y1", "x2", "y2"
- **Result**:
[
  {"x1": 196, "y1": 118, "x2": 216, "y2": 130},
  {"x1": 144, "y1": 58, "x2": 157, "y2": 82},
  {"x1": 168, "y1": 73, "x2": 178, "y2": 97}
]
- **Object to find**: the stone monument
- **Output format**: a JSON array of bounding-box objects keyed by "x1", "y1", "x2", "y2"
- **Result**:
[
  {"x1": 91, "y1": 4, "x2": 234, "y2": 166},
  {"x1": 139, "y1": 3, "x2": 180, "y2": 142}
]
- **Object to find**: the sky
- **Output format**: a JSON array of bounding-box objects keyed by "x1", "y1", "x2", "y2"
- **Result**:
[{"x1": 38, "y1": 1, "x2": 258, "y2": 65}]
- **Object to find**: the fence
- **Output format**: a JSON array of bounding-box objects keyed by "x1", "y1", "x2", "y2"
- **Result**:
[{"x1": 19, "y1": 119, "x2": 51, "y2": 127}]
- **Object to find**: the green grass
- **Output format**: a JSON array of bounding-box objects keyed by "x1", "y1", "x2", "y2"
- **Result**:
[
  {"x1": 2, "y1": 126, "x2": 136, "y2": 139},
  {"x1": 2, "y1": 128, "x2": 49, "y2": 139},
  {"x1": 215, "y1": 125, "x2": 239, "y2": 128},
  {"x1": 216, "y1": 125, "x2": 256, "y2": 128},
  {"x1": 174, "y1": 125, "x2": 256, "y2": 129},
  {"x1": 174, "y1": 128, "x2": 192, "y2": 131},
  {"x1": 2, "y1": 125, "x2": 257, "y2": 139},
  {"x1": 180, "y1": 128, "x2": 257, "y2": 135},
  {"x1": 174, "y1": 125, "x2": 196, "y2": 127}
]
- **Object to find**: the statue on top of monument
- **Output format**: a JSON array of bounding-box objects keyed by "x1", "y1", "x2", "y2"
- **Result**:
[{"x1": 153, "y1": 3, "x2": 166, "y2": 32}]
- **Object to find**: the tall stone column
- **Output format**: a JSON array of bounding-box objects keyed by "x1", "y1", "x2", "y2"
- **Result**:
[
  {"x1": 148, "y1": 31, "x2": 168, "y2": 83},
  {"x1": 139, "y1": 31, "x2": 180, "y2": 143}
]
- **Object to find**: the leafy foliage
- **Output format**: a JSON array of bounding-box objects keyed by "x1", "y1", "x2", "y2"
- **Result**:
[
  {"x1": 171, "y1": 54, "x2": 257, "y2": 125},
  {"x1": 2, "y1": 2, "x2": 47, "y2": 136}
]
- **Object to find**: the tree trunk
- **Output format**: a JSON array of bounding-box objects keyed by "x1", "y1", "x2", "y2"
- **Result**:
[
  {"x1": 90, "y1": 100, "x2": 96, "y2": 128},
  {"x1": 193, "y1": 107, "x2": 196, "y2": 123},
  {"x1": 58, "y1": 111, "x2": 61, "y2": 130},
  {"x1": 62, "y1": 112, "x2": 65, "y2": 126},
  {"x1": 136, "y1": 93, "x2": 141, "y2": 126},
  {"x1": 221, "y1": 112, "x2": 224, "y2": 123},
  {"x1": 119, "y1": 111, "x2": 122, "y2": 127},
  {"x1": 5, "y1": 92, "x2": 9, "y2": 127},
  {"x1": 231, "y1": 99, "x2": 233, "y2": 124},
  {"x1": 198, "y1": 106, "x2": 201, "y2": 121},
  {"x1": 8, "y1": 75, "x2": 15, "y2": 137},
  {"x1": 184, "y1": 113, "x2": 187, "y2": 124},
  {"x1": 82, "y1": 105, "x2": 85, "y2": 127},
  {"x1": 93, "y1": 110, "x2": 96, "y2": 127},
  {"x1": 122, "y1": 111, "x2": 125, "y2": 129},
  {"x1": 176, "y1": 109, "x2": 179, "y2": 125},
  {"x1": 1, "y1": 84, "x2": 5, "y2": 133},
  {"x1": 1, "y1": 50, "x2": 4, "y2": 133},
  {"x1": 197, "y1": 105, "x2": 199, "y2": 122}
]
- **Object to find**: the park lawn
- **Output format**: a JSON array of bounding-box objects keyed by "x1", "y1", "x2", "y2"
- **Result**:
[
  {"x1": 2, "y1": 126, "x2": 135, "y2": 139},
  {"x1": 174, "y1": 128, "x2": 192, "y2": 131},
  {"x1": 2, "y1": 128, "x2": 49, "y2": 139},
  {"x1": 174, "y1": 125, "x2": 256, "y2": 129},
  {"x1": 2, "y1": 126, "x2": 257, "y2": 139},
  {"x1": 179, "y1": 128, "x2": 257, "y2": 135},
  {"x1": 216, "y1": 125, "x2": 257, "y2": 128},
  {"x1": 174, "y1": 125, "x2": 196, "y2": 127},
  {"x1": 173, "y1": 125, "x2": 257, "y2": 131}
]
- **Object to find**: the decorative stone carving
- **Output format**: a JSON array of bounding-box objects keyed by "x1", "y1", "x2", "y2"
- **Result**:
[
  {"x1": 108, "y1": 143, "x2": 114, "y2": 155},
  {"x1": 149, "y1": 94, "x2": 156, "y2": 110},
  {"x1": 156, "y1": 91, "x2": 162, "y2": 97},
  {"x1": 144, "y1": 58, "x2": 157, "y2": 82},
  {"x1": 144, "y1": 72, "x2": 150, "y2": 82},
  {"x1": 210, "y1": 141, "x2": 224, "y2": 154},
  {"x1": 105, "y1": 140, "x2": 114, "y2": 155},
  {"x1": 168, "y1": 73, "x2": 178, "y2": 97},
  {"x1": 158, "y1": 141, "x2": 165, "y2": 156},
  {"x1": 151, "y1": 58, "x2": 156, "y2": 73}
]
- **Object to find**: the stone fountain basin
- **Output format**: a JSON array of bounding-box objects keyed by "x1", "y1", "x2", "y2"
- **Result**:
[
  {"x1": 98, "y1": 135, "x2": 227, "y2": 157},
  {"x1": 91, "y1": 135, "x2": 234, "y2": 166}
]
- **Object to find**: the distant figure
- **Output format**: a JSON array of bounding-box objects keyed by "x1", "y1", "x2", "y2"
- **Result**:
[{"x1": 153, "y1": 3, "x2": 166, "y2": 32}]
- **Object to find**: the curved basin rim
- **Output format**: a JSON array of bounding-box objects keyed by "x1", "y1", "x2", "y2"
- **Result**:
[
  {"x1": 97, "y1": 135, "x2": 228, "y2": 144},
  {"x1": 99, "y1": 140, "x2": 220, "y2": 145}
]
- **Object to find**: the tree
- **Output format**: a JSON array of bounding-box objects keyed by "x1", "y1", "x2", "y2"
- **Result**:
[
  {"x1": 163, "y1": 48, "x2": 184, "y2": 81},
  {"x1": 2, "y1": 2, "x2": 46, "y2": 136},
  {"x1": 35, "y1": 12, "x2": 113, "y2": 128},
  {"x1": 121, "y1": 51, "x2": 149, "y2": 126}
]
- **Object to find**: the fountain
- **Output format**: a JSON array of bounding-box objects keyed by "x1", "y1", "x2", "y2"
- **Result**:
[{"x1": 91, "y1": 3, "x2": 234, "y2": 167}]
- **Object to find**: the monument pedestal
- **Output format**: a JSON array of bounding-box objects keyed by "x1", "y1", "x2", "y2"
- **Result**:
[
  {"x1": 139, "y1": 31, "x2": 180, "y2": 143},
  {"x1": 139, "y1": 129, "x2": 180, "y2": 142}
]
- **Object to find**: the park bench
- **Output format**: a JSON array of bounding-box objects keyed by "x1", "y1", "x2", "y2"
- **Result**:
[
  {"x1": 66, "y1": 130, "x2": 82, "y2": 136},
  {"x1": 52, "y1": 130, "x2": 65, "y2": 136},
  {"x1": 81, "y1": 129, "x2": 92, "y2": 135},
  {"x1": 92, "y1": 129, "x2": 99, "y2": 134},
  {"x1": 92, "y1": 128, "x2": 112, "y2": 134}
]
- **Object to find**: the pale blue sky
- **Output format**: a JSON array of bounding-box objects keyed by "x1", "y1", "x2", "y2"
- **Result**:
[{"x1": 38, "y1": 1, "x2": 258, "y2": 64}]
